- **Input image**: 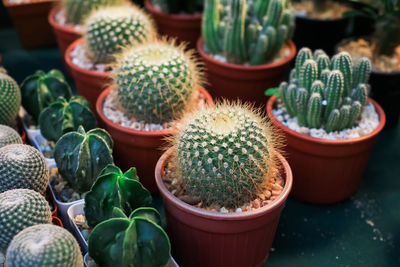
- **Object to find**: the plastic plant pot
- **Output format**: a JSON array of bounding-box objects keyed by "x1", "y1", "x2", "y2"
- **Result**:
[{"x1": 67, "y1": 200, "x2": 88, "y2": 254}]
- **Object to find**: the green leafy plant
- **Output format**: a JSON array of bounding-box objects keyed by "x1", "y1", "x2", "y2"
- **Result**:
[
  {"x1": 0, "y1": 125, "x2": 22, "y2": 148},
  {"x1": 0, "y1": 71, "x2": 21, "y2": 126},
  {"x1": 153, "y1": 0, "x2": 203, "y2": 14}
]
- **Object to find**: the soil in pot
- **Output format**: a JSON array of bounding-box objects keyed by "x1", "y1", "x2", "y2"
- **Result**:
[{"x1": 49, "y1": 167, "x2": 86, "y2": 204}]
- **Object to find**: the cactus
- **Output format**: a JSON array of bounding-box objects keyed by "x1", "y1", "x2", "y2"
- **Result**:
[
  {"x1": 0, "y1": 71, "x2": 21, "y2": 125},
  {"x1": 89, "y1": 207, "x2": 170, "y2": 267},
  {"x1": 84, "y1": 164, "x2": 152, "y2": 227},
  {"x1": 0, "y1": 189, "x2": 52, "y2": 253},
  {"x1": 54, "y1": 126, "x2": 113, "y2": 194},
  {"x1": 84, "y1": 5, "x2": 156, "y2": 63},
  {"x1": 152, "y1": 0, "x2": 203, "y2": 14},
  {"x1": 0, "y1": 125, "x2": 22, "y2": 148},
  {"x1": 114, "y1": 40, "x2": 202, "y2": 124},
  {"x1": 39, "y1": 96, "x2": 97, "y2": 142},
  {"x1": 6, "y1": 224, "x2": 83, "y2": 267},
  {"x1": 170, "y1": 103, "x2": 280, "y2": 208},
  {"x1": 20, "y1": 70, "x2": 72, "y2": 122},
  {"x1": 202, "y1": 0, "x2": 295, "y2": 65},
  {"x1": 0, "y1": 144, "x2": 49, "y2": 194}
]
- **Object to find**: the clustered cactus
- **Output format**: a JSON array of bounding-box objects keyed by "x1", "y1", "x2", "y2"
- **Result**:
[
  {"x1": 6, "y1": 224, "x2": 83, "y2": 267},
  {"x1": 84, "y1": 5, "x2": 157, "y2": 63},
  {"x1": 0, "y1": 125, "x2": 22, "y2": 148},
  {"x1": 0, "y1": 71, "x2": 21, "y2": 125},
  {"x1": 202, "y1": 0, "x2": 295, "y2": 65},
  {"x1": 114, "y1": 40, "x2": 202, "y2": 124},
  {"x1": 153, "y1": 0, "x2": 203, "y2": 14},
  {"x1": 278, "y1": 48, "x2": 372, "y2": 132}
]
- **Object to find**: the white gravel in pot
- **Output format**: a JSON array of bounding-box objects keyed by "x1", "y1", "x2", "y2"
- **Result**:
[
  {"x1": 54, "y1": 8, "x2": 82, "y2": 31},
  {"x1": 70, "y1": 43, "x2": 111, "y2": 72}
]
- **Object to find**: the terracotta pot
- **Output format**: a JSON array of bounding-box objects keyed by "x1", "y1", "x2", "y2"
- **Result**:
[
  {"x1": 144, "y1": 0, "x2": 202, "y2": 49},
  {"x1": 266, "y1": 96, "x2": 386, "y2": 204},
  {"x1": 97, "y1": 86, "x2": 213, "y2": 194},
  {"x1": 3, "y1": 0, "x2": 57, "y2": 49},
  {"x1": 197, "y1": 37, "x2": 296, "y2": 108},
  {"x1": 155, "y1": 148, "x2": 293, "y2": 267}
]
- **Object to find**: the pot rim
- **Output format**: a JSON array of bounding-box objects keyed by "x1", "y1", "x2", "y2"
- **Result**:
[
  {"x1": 96, "y1": 86, "x2": 213, "y2": 137},
  {"x1": 294, "y1": 13, "x2": 349, "y2": 22},
  {"x1": 3, "y1": 0, "x2": 56, "y2": 7},
  {"x1": 155, "y1": 147, "x2": 293, "y2": 220},
  {"x1": 48, "y1": 5, "x2": 81, "y2": 35},
  {"x1": 197, "y1": 37, "x2": 297, "y2": 71},
  {"x1": 266, "y1": 95, "x2": 386, "y2": 145},
  {"x1": 144, "y1": 0, "x2": 202, "y2": 20}
]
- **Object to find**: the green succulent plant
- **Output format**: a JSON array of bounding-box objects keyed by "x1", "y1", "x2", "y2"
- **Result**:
[
  {"x1": 202, "y1": 0, "x2": 295, "y2": 65},
  {"x1": 20, "y1": 70, "x2": 72, "y2": 122},
  {"x1": 0, "y1": 71, "x2": 21, "y2": 125},
  {"x1": 0, "y1": 125, "x2": 22, "y2": 148},
  {"x1": 54, "y1": 126, "x2": 114, "y2": 194},
  {"x1": 6, "y1": 224, "x2": 83, "y2": 267},
  {"x1": 38, "y1": 96, "x2": 97, "y2": 143},
  {"x1": 0, "y1": 189, "x2": 52, "y2": 253},
  {"x1": 84, "y1": 164, "x2": 152, "y2": 228},
  {"x1": 0, "y1": 144, "x2": 49, "y2": 194},
  {"x1": 152, "y1": 0, "x2": 203, "y2": 14}
]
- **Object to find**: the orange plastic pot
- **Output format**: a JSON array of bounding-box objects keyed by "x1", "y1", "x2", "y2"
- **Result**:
[
  {"x1": 197, "y1": 37, "x2": 297, "y2": 107},
  {"x1": 266, "y1": 96, "x2": 386, "y2": 204},
  {"x1": 97, "y1": 86, "x2": 213, "y2": 194},
  {"x1": 155, "y1": 148, "x2": 293, "y2": 267},
  {"x1": 144, "y1": 0, "x2": 202, "y2": 49}
]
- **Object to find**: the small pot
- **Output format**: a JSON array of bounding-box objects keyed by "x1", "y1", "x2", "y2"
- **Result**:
[
  {"x1": 3, "y1": 0, "x2": 57, "y2": 49},
  {"x1": 97, "y1": 86, "x2": 213, "y2": 194},
  {"x1": 197, "y1": 37, "x2": 296, "y2": 108},
  {"x1": 144, "y1": 0, "x2": 202, "y2": 49},
  {"x1": 155, "y1": 148, "x2": 293, "y2": 267},
  {"x1": 67, "y1": 200, "x2": 88, "y2": 254},
  {"x1": 266, "y1": 96, "x2": 386, "y2": 204}
]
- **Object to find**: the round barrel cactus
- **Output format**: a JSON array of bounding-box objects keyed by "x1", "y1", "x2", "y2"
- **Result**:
[
  {"x1": 0, "y1": 189, "x2": 52, "y2": 253},
  {"x1": 0, "y1": 71, "x2": 21, "y2": 125},
  {"x1": 20, "y1": 69, "x2": 72, "y2": 122},
  {"x1": 39, "y1": 96, "x2": 97, "y2": 142},
  {"x1": 6, "y1": 224, "x2": 83, "y2": 267},
  {"x1": 0, "y1": 125, "x2": 22, "y2": 148},
  {"x1": 84, "y1": 5, "x2": 156, "y2": 63},
  {"x1": 115, "y1": 40, "x2": 202, "y2": 124},
  {"x1": 0, "y1": 144, "x2": 49, "y2": 194},
  {"x1": 54, "y1": 126, "x2": 114, "y2": 194}
]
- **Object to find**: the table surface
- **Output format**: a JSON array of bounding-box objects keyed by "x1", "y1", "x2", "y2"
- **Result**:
[{"x1": 1, "y1": 27, "x2": 399, "y2": 267}]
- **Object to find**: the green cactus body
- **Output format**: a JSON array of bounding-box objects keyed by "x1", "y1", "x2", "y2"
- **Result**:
[
  {"x1": 299, "y1": 59, "x2": 318, "y2": 93},
  {"x1": 202, "y1": 0, "x2": 221, "y2": 54},
  {"x1": 348, "y1": 101, "x2": 362, "y2": 128},
  {"x1": 316, "y1": 54, "x2": 331, "y2": 78},
  {"x1": 310, "y1": 80, "x2": 324, "y2": 96},
  {"x1": 343, "y1": 96, "x2": 352, "y2": 106},
  {"x1": 0, "y1": 144, "x2": 49, "y2": 194},
  {"x1": 324, "y1": 70, "x2": 344, "y2": 120},
  {"x1": 306, "y1": 93, "x2": 322, "y2": 129},
  {"x1": 353, "y1": 57, "x2": 371, "y2": 88},
  {"x1": 337, "y1": 105, "x2": 351, "y2": 131},
  {"x1": 39, "y1": 96, "x2": 97, "y2": 142},
  {"x1": 0, "y1": 189, "x2": 52, "y2": 253},
  {"x1": 0, "y1": 72, "x2": 21, "y2": 125},
  {"x1": 84, "y1": 5, "x2": 156, "y2": 63},
  {"x1": 5, "y1": 224, "x2": 83, "y2": 267},
  {"x1": 332, "y1": 52, "x2": 353, "y2": 96},
  {"x1": 0, "y1": 125, "x2": 22, "y2": 148},
  {"x1": 295, "y1": 47, "x2": 313, "y2": 79},
  {"x1": 53, "y1": 126, "x2": 113, "y2": 194},
  {"x1": 351, "y1": 83, "x2": 368, "y2": 106},
  {"x1": 312, "y1": 49, "x2": 326, "y2": 60},
  {"x1": 20, "y1": 70, "x2": 72, "y2": 122},
  {"x1": 115, "y1": 41, "x2": 200, "y2": 124},
  {"x1": 295, "y1": 88, "x2": 308, "y2": 126},
  {"x1": 325, "y1": 109, "x2": 340, "y2": 133},
  {"x1": 320, "y1": 69, "x2": 331, "y2": 86}
]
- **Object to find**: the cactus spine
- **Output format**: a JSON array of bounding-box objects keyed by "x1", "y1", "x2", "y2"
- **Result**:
[
  {"x1": 0, "y1": 71, "x2": 21, "y2": 125},
  {"x1": 0, "y1": 125, "x2": 22, "y2": 148}
]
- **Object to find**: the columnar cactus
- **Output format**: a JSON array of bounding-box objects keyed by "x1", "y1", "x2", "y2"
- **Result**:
[
  {"x1": 0, "y1": 144, "x2": 49, "y2": 194},
  {"x1": 84, "y1": 5, "x2": 156, "y2": 63},
  {"x1": 153, "y1": 0, "x2": 203, "y2": 14},
  {"x1": 202, "y1": 0, "x2": 295, "y2": 65},
  {"x1": 0, "y1": 71, "x2": 21, "y2": 125},
  {"x1": 170, "y1": 103, "x2": 280, "y2": 208},
  {"x1": 114, "y1": 40, "x2": 202, "y2": 124},
  {"x1": 54, "y1": 126, "x2": 114, "y2": 194},
  {"x1": 0, "y1": 189, "x2": 52, "y2": 253},
  {"x1": 278, "y1": 48, "x2": 372, "y2": 132},
  {"x1": 39, "y1": 96, "x2": 97, "y2": 142},
  {"x1": 6, "y1": 224, "x2": 83, "y2": 267},
  {"x1": 0, "y1": 125, "x2": 22, "y2": 148}
]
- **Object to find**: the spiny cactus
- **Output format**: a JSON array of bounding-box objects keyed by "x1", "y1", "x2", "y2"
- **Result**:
[
  {"x1": 54, "y1": 126, "x2": 113, "y2": 194},
  {"x1": 0, "y1": 125, "x2": 22, "y2": 148},
  {"x1": 153, "y1": 0, "x2": 203, "y2": 14},
  {"x1": 0, "y1": 189, "x2": 52, "y2": 253},
  {"x1": 20, "y1": 69, "x2": 72, "y2": 122},
  {"x1": 6, "y1": 224, "x2": 83, "y2": 267},
  {"x1": 202, "y1": 0, "x2": 295, "y2": 65},
  {"x1": 114, "y1": 40, "x2": 202, "y2": 124},
  {"x1": 0, "y1": 71, "x2": 21, "y2": 125},
  {"x1": 278, "y1": 48, "x2": 372, "y2": 133},
  {"x1": 62, "y1": 0, "x2": 126, "y2": 25},
  {"x1": 84, "y1": 5, "x2": 156, "y2": 63},
  {"x1": 170, "y1": 103, "x2": 280, "y2": 208},
  {"x1": 0, "y1": 144, "x2": 49, "y2": 194},
  {"x1": 39, "y1": 96, "x2": 97, "y2": 142}
]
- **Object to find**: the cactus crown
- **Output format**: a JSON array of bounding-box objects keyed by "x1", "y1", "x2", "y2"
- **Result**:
[
  {"x1": 0, "y1": 71, "x2": 21, "y2": 125},
  {"x1": 114, "y1": 39, "x2": 204, "y2": 124},
  {"x1": 153, "y1": 0, "x2": 203, "y2": 14},
  {"x1": 84, "y1": 5, "x2": 157, "y2": 63},
  {"x1": 0, "y1": 125, "x2": 22, "y2": 148},
  {"x1": 202, "y1": 0, "x2": 295, "y2": 65},
  {"x1": 278, "y1": 48, "x2": 372, "y2": 133},
  {"x1": 169, "y1": 102, "x2": 281, "y2": 208}
]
